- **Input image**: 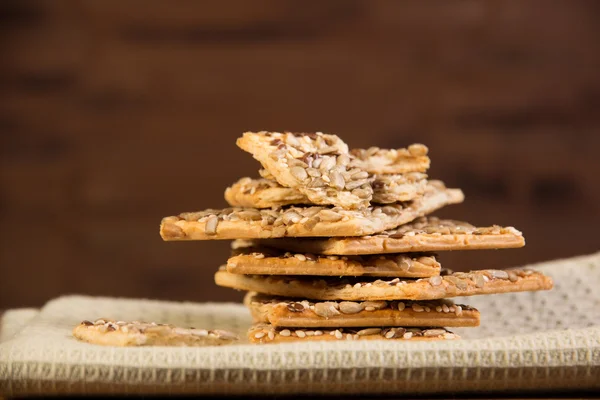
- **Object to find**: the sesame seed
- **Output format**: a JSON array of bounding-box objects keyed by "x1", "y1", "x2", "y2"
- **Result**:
[
  {"x1": 296, "y1": 330, "x2": 306, "y2": 338},
  {"x1": 403, "y1": 332, "x2": 413, "y2": 339},
  {"x1": 334, "y1": 330, "x2": 343, "y2": 339},
  {"x1": 280, "y1": 329, "x2": 291, "y2": 337},
  {"x1": 397, "y1": 302, "x2": 405, "y2": 311},
  {"x1": 294, "y1": 254, "x2": 307, "y2": 261},
  {"x1": 254, "y1": 332, "x2": 265, "y2": 339}
]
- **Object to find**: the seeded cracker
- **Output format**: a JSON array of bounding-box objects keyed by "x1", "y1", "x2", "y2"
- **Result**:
[
  {"x1": 225, "y1": 172, "x2": 428, "y2": 208},
  {"x1": 161, "y1": 181, "x2": 464, "y2": 240},
  {"x1": 227, "y1": 246, "x2": 441, "y2": 278},
  {"x1": 214, "y1": 268, "x2": 553, "y2": 301},
  {"x1": 248, "y1": 324, "x2": 457, "y2": 344},
  {"x1": 73, "y1": 319, "x2": 238, "y2": 347},
  {"x1": 225, "y1": 177, "x2": 310, "y2": 209},
  {"x1": 245, "y1": 292, "x2": 480, "y2": 328},
  {"x1": 237, "y1": 131, "x2": 374, "y2": 209},
  {"x1": 350, "y1": 145, "x2": 430, "y2": 174},
  {"x1": 256, "y1": 217, "x2": 525, "y2": 255}
]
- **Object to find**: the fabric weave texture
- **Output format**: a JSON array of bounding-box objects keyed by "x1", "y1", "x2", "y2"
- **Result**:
[{"x1": 1, "y1": 252, "x2": 599, "y2": 395}]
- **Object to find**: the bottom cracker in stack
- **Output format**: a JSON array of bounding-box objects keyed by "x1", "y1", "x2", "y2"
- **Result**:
[{"x1": 245, "y1": 293, "x2": 477, "y2": 343}]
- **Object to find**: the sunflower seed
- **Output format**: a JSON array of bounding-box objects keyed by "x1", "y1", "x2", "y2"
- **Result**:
[
  {"x1": 490, "y1": 270, "x2": 509, "y2": 279},
  {"x1": 337, "y1": 154, "x2": 350, "y2": 166},
  {"x1": 474, "y1": 274, "x2": 485, "y2": 288},
  {"x1": 237, "y1": 210, "x2": 262, "y2": 221},
  {"x1": 412, "y1": 303, "x2": 425, "y2": 312},
  {"x1": 204, "y1": 215, "x2": 219, "y2": 235},
  {"x1": 306, "y1": 168, "x2": 321, "y2": 177},
  {"x1": 424, "y1": 329, "x2": 447, "y2": 337},
  {"x1": 408, "y1": 143, "x2": 427, "y2": 156},
  {"x1": 294, "y1": 254, "x2": 307, "y2": 261},
  {"x1": 429, "y1": 276, "x2": 443, "y2": 286},
  {"x1": 352, "y1": 188, "x2": 371, "y2": 199},
  {"x1": 319, "y1": 157, "x2": 336, "y2": 171},
  {"x1": 339, "y1": 301, "x2": 364, "y2": 314},
  {"x1": 282, "y1": 211, "x2": 302, "y2": 225},
  {"x1": 290, "y1": 166, "x2": 308, "y2": 181},
  {"x1": 362, "y1": 301, "x2": 387, "y2": 310},
  {"x1": 329, "y1": 171, "x2": 345, "y2": 190},
  {"x1": 317, "y1": 209, "x2": 344, "y2": 222},
  {"x1": 357, "y1": 328, "x2": 381, "y2": 336},
  {"x1": 314, "y1": 302, "x2": 340, "y2": 318},
  {"x1": 303, "y1": 216, "x2": 321, "y2": 230}
]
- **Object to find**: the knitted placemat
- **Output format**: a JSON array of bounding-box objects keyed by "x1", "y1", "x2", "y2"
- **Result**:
[{"x1": 1, "y1": 252, "x2": 599, "y2": 396}]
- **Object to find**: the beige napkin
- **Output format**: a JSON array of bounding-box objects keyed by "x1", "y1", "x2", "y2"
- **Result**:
[
  {"x1": 0, "y1": 309, "x2": 39, "y2": 343},
  {"x1": 1, "y1": 252, "x2": 599, "y2": 396}
]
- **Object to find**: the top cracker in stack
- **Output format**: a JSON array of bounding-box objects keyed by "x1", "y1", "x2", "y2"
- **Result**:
[
  {"x1": 160, "y1": 131, "x2": 552, "y2": 344},
  {"x1": 160, "y1": 132, "x2": 465, "y2": 240}
]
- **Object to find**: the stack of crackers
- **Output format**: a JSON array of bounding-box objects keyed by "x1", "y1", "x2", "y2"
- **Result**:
[{"x1": 160, "y1": 131, "x2": 553, "y2": 344}]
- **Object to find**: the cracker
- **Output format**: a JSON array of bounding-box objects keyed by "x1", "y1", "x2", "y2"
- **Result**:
[
  {"x1": 370, "y1": 172, "x2": 429, "y2": 204},
  {"x1": 248, "y1": 324, "x2": 458, "y2": 343},
  {"x1": 257, "y1": 217, "x2": 524, "y2": 254},
  {"x1": 237, "y1": 131, "x2": 373, "y2": 209},
  {"x1": 350, "y1": 145, "x2": 430, "y2": 174},
  {"x1": 228, "y1": 246, "x2": 441, "y2": 278},
  {"x1": 214, "y1": 268, "x2": 553, "y2": 301},
  {"x1": 225, "y1": 173, "x2": 428, "y2": 208},
  {"x1": 245, "y1": 292, "x2": 479, "y2": 328},
  {"x1": 225, "y1": 177, "x2": 309, "y2": 209},
  {"x1": 72, "y1": 319, "x2": 238, "y2": 347},
  {"x1": 160, "y1": 181, "x2": 463, "y2": 240}
]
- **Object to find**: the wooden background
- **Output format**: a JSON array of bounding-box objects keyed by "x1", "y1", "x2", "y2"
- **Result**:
[{"x1": 1, "y1": 1, "x2": 599, "y2": 308}]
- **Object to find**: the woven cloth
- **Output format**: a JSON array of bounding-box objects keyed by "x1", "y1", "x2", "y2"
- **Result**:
[{"x1": 1, "y1": 252, "x2": 599, "y2": 396}]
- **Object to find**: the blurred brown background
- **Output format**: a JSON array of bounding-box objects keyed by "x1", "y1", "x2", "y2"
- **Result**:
[{"x1": 1, "y1": 1, "x2": 599, "y2": 309}]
